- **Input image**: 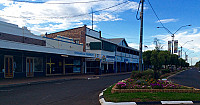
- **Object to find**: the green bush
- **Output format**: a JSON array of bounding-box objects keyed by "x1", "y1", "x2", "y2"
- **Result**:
[{"x1": 131, "y1": 69, "x2": 154, "y2": 79}]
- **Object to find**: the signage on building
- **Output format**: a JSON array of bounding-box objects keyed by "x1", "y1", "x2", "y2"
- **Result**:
[
  {"x1": 116, "y1": 56, "x2": 122, "y2": 62},
  {"x1": 101, "y1": 55, "x2": 106, "y2": 62},
  {"x1": 124, "y1": 58, "x2": 129, "y2": 63}
]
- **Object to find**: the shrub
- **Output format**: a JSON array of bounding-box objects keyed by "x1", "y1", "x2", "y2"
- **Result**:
[
  {"x1": 116, "y1": 82, "x2": 127, "y2": 89},
  {"x1": 131, "y1": 69, "x2": 154, "y2": 79}
]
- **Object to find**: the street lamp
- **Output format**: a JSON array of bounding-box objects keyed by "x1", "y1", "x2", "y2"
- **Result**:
[
  {"x1": 157, "y1": 25, "x2": 191, "y2": 54},
  {"x1": 186, "y1": 52, "x2": 194, "y2": 62},
  {"x1": 184, "y1": 48, "x2": 194, "y2": 60},
  {"x1": 180, "y1": 40, "x2": 193, "y2": 58}
]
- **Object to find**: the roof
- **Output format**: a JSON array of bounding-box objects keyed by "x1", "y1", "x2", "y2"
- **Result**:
[
  {"x1": 107, "y1": 38, "x2": 125, "y2": 45},
  {"x1": 0, "y1": 39, "x2": 95, "y2": 58},
  {"x1": 87, "y1": 35, "x2": 138, "y2": 51}
]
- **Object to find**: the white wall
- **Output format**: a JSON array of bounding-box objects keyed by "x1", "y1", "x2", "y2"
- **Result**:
[
  {"x1": 0, "y1": 21, "x2": 42, "y2": 40},
  {"x1": 86, "y1": 28, "x2": 100, "y2": 38},
  {"x1": 44, "y1": 38, "x2": 83, "y2": 51}
]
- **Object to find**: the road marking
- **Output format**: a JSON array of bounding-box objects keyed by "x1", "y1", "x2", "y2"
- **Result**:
[{"x1": 161, "y1": 101, "x2": 193, "y2": 104}]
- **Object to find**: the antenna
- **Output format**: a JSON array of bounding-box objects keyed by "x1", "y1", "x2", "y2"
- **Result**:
[{"x1": 91, "y1": 7, "x2": 93, "y2": 30}]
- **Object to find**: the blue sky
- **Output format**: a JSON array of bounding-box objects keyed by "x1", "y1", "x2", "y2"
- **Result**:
[{"x1": 0, "y1": 0, "x2": 199, "y2": 65}]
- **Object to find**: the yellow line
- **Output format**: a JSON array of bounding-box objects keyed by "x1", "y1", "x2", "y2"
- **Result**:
[{"x1": 65, "y1": 64, "x2": 74, "y2": 65}]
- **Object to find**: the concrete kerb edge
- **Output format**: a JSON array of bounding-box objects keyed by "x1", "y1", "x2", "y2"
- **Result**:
[
  {"x1": 99, "y1": 86, "x2": 137, "y2": 105},
  {"x1": 167, "y1": 70, "x2": 186, "y2": 79},
  {"x1": 99, "y1": 82, "x2": 199, "y2": 105},
  {"x1": 0, "y1": 72, "x2": 130, "y2": 88}
]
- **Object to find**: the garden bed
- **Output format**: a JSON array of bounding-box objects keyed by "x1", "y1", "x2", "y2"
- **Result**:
[
  {"x1": 104, "y1": 86, "x2": 200, "y2": 102},
  {"x1": 112, "y1": 85, "x2": 200, "y2": 93},
  {"x1": 111, "y1": 78, "x2": 200, "y2": 93}
]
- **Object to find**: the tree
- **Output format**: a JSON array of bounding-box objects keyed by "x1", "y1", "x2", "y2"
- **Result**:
[
  {"x1": 195, "y1": 61, "x2": 200, "y2": 67},
  {"x1": 150, "y1": 50, "x2": 162, "y2": 79},
  {"x1": 178, "y1": 58, "x2": 186, "y2": 68},
  {"x1": 143, "y1": 50, "x2": 152, "y2": 70},
  {"x1": 158, "y1": 51, "x2": 170, "y2": 69},
  {"x1": 170, "y1": 54, "x2": 179, "y2": 70}
]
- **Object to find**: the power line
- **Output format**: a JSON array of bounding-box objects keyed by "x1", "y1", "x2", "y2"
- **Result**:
[
  {"x1": 136, "y1": 0, "x2": 141, "y2": 20},
  {"x1": 9, "y1": 0, "x2": 110, "y2": 4},
  {"x1": 94, "y1": 1, "x2": 130, "y2": 22},
  {"x1": 0, "y1": 0, "x2": 129, "y2": 19}
]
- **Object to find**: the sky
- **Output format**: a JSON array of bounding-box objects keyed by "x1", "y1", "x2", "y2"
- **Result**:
[{"x1": 0, "y1": 0, "x2": 199, "y2": 65}]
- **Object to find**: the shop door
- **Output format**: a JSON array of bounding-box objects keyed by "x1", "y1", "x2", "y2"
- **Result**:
[
  {"x1": 4, "y1": 56, "x2": 14, "y2": 78},
  {"x1": 26, "y1": 58, "x2": 34, "y2": 77}
]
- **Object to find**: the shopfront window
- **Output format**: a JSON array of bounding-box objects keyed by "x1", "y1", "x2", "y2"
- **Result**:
[
  {"x1": 34, "y1": 57, "x2": 43, "y2": 72},
  {"x1": 13, "y1": 56, "x2": 22, "y2": 72},
  {"x1": 65, "y1": 57, "x2": 81, "y2": 73}
]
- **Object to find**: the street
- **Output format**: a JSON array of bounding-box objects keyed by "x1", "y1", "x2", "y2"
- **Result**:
[
  {"x1": 169, "y1": 68, "x2": 200, "y2": 89},
  {"x1": 0, "y1": 74, "x2": 130, "y2": 105}
]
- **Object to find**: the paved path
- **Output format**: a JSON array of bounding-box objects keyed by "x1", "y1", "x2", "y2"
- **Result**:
[
  {"x1": 169, "y1": 68, "x2": 200, "y2": 89},
  {"x1": 0, "y1": 73, "x2": 130, "y2": 105}
]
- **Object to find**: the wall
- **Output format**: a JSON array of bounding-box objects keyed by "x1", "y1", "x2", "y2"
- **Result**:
[
  {"x1": 47, "y1": 25, "x2": 86, "y2": 52},
  {"x1": 86, "y1": 28, "x2": 100, "y2": 38},
  {"x1": 44, "y1": 38, "x2": 83, "y2": 52},
  {"x1": 0, "y1": 21, "x2": 45, "y2": 46},
  {"x1": 0, "y1": 21, "x2": 42, "y2": 40},
  {"x1": 86, "y1": 36, "x2": 101, "y2": 50}
]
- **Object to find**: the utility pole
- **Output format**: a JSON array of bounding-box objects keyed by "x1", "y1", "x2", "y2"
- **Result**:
[
  {"x1": 181, "y1": 46, "x2": 182, "y2": 58},
  {"x1": 139, "y1": 0, "x2": 144, "y2": 71},
  {"x1": 171, "y1": 34, "x2": 174, "y2": 54},
  {"x1": 91, "y1": 7, "x2": 93, "y2": 30}
]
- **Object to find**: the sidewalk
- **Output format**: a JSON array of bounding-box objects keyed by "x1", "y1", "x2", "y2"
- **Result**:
[{"x1": 0, "y1": 72, "x2": 131, "y2": 88}]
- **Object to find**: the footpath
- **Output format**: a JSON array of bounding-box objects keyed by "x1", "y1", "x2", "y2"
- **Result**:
[{"x1": 0, "y1": 72, "x2": 131, "y2": 88}]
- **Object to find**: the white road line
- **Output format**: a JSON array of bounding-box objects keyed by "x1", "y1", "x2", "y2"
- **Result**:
[{"x1": 161, "y1": 101, "x2": 193, "y2": 104}]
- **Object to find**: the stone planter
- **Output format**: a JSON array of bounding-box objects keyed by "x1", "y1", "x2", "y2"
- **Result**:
[{"x1": 111, "y1": 85, "x2": 200, "y2": 94}]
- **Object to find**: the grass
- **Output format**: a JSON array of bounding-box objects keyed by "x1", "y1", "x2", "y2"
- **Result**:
[{"x1": 104, "y1": 85, "x2": 200, "y2": 102}]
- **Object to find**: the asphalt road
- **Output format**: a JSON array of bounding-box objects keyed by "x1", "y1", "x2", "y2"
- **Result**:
[
  {"x1": 169, "y1": 68, "x2": 200, "y2": 89},
  {"x1": 0, "y1": 74, "x2": 130, "y2": 105}
]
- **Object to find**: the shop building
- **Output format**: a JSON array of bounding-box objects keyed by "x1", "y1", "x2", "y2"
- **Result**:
[
  {"x1": 0, "y1": 21, "x2": 95, "y2": 78},
  {"x1": 47, "y1": 25, "x2": 139, "y2": 75}
]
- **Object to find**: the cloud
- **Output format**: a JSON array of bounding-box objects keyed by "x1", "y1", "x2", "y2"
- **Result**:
[
  {"x1": 0, "y1": 0, "x2": 139, "y2": 35},
  {"x1": 157, "y1": 18, "x2": 178, "y2": 23},
  {"x1": 128, "y1": 43, "x2": 139, "y2": 50}
]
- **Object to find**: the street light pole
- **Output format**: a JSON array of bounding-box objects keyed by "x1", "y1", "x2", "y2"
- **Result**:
[
  {"x1": 171, "y1": 34, "x2": 174, "y2": 54},
  {"x1": 180, "y1": 40, "x2": 193, "y2": 58},
  {"x1": 139, "y1": 0, "x2": 144, "y2": 71},
  {"x1": 157, "y1": 25, "x2": 191, "y2": 54},
  {"x1": 186, "y1": 52, "x2": 194, "y2": 62}
]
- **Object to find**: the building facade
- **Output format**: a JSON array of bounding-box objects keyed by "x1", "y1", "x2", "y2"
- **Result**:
[
  {"x1": 47, "y1": 25, "x2": 139, "y2": 75},
  {"x1": 0, "y1": 21, "x2": 95, "y2": 78}
]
